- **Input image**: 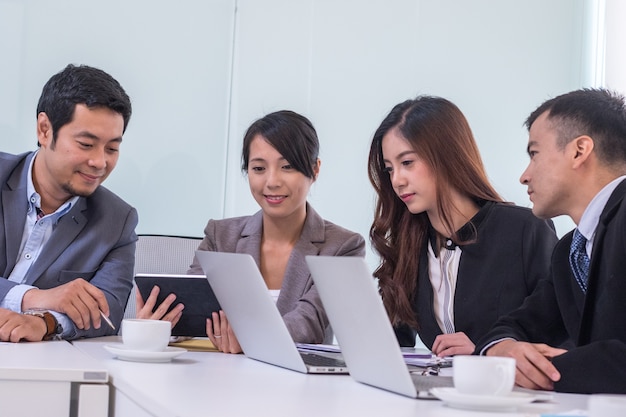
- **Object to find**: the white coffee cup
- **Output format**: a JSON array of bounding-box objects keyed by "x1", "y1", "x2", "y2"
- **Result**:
[
  {"x1": 588, "y1": 394, "x2": 626, "y2": 417},
  {"x1": 121, "y1": 319, "x2": 171, "y2": 352},
  {"x1": 453, "y1": 355, "x2": 516, "y2": 396}
]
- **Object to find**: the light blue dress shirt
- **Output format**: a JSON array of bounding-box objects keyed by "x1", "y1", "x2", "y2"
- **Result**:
[{"x1": 1, "y1": 152, "x2": 78, "y2": 337}]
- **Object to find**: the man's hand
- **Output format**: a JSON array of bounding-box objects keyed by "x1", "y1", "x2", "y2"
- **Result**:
[
  {"x1": 0, "y1": 308, "x2": 46, "y2": 342},
  {"x1": 432, "y1": 332, "x2": 475, "y2": 356},
  {"x1": 486, "y1": 339, "x2": 567, "y2": 390},
  {"x1": 136, "y1": 286, "x2": 184, "y2": 327},
  {"x1": 22, "y1": 279, "x2": 109, "y2": 330}
]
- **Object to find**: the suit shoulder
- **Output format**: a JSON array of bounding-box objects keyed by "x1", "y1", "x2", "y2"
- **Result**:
[
  {"x1": 321, "y1": 219, "x2": 366, "y2": 247},
  {"x1": 318, "y1": 219, "x2": 366, "y2": 256},
  {"x1": 490, "y1": 202, "x2": 553, "y2": 224},
  {"x1": 482, "y1": 203, "x2": 556, "y2": 237},
  {"x1": 205, "y1": 215, "x2": 257, "y2": 242},
  {"x1": 0, "y1": 151, "x2": 30, "y2": 175},
  {"x1": 0, "y1": 151, "x2": 21, "y2": 164},
  {"x1": 208, "y1": 215, "x2": 252, "y2": 231},
  {"x1": 491, "y1": 202, "x2": 535, "y2": 217},
  {"x1": 89, "y1": 186, "x2": 135, "y2": 213}
]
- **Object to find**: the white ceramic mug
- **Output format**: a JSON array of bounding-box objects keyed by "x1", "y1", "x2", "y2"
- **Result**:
[
  {"x1": 588, "y1": 394, "x2": 626, "y2": 417},
  {"x1": 453, "y1": 355, "x2": 516, "y2": 396},
  {"x1": 121, "y1": 319, "x2": 171, "y2": 352}
]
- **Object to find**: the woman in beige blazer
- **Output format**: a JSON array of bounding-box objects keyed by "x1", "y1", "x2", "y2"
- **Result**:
[{"x1": 139, "y1": 110, "x2": 365, "y2": 353}]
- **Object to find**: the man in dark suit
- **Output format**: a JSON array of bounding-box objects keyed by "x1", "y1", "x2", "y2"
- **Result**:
[
  {"x1": 0, "y1": 64, "x2": 137, "y2": 342},
  {"x1": 475, "y1": 88, "x2": 626, "y2": 394}
]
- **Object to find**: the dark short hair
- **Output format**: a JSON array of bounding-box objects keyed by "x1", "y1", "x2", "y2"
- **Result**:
[
  {"x1": 525, "y1": 88, "x2": 626, "y2": 166},
  {"x1": 241, "y1": 110, "x2": 319, "y2": 179},
  {"x1": 36, "y1": 64, "x2": 132, "y2": 145}
]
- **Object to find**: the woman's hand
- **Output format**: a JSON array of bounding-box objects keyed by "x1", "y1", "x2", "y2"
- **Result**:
[
  {"x1": 136, "y1": 285, "x2": 184, "y2": 328},
  {"x1": 431, "y1": 331, "x2": 475, "y2": 356},
  {"x1": 206, "y1": 310, "x2": 242, "y2": 354}
]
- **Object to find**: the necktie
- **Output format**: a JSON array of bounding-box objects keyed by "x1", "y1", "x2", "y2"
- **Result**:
[{"x1": 569, "y1": 229, "x2": 590, "y2": 292}]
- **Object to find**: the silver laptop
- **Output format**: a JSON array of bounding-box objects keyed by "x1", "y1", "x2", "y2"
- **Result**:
[
  {"x1": 195, "y1": 250, "x2": 348, "y2": 374},
  {"x1": 305, "y1": 255, "x2": 453, "y2": 398}
]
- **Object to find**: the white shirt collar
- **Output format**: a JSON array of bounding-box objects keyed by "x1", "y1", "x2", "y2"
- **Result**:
[
  {"x1": 577, "y1": 175, "x2": 626, "y2": 242},
  {"x1": 27, "y1": 150, "x2": 79, "y2": 221}
]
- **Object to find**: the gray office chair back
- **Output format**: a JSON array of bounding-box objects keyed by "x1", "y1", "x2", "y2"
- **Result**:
[{"x1": 123, "y1": 234, "x2": 202, "y2": 321}]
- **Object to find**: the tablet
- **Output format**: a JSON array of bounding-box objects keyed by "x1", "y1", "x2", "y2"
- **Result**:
[{"x1": 134, "y1": 273, "x2": 221, "y2": 337}]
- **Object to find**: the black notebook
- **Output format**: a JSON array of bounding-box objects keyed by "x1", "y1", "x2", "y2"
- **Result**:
[{"x1": 134, "y1": 274, "x2": 221, "y2": 337}]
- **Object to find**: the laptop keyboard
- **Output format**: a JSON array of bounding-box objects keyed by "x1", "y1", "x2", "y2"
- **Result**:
[
  {"x1": 410, "y1": 374, "x2": 454, "y2": 391},
  {"x1": 300, "y1": 352, "x2": 346, "y2": 367}
]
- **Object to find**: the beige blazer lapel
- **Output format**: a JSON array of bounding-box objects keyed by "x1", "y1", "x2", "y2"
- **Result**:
[
  {"x1": 277, "y1": 204, "x2": 324, "y2": 313},
  {"x1": 235, "y1": 209, "x2": 264, "y2": 267}
]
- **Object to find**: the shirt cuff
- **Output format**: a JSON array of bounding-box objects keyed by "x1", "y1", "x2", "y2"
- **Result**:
[
  {"x1": 479, "y1": 338, "x2": 516, "y2": 355},
  {"x1": 0, "y1": 284, "x2": 36, "y2": 312},
  {"x1": 0, "y1": 285, "x2": 76, "y2": 339},
  {"x1": 51, "y1": 311, "x2": 76, "y2": 339}
]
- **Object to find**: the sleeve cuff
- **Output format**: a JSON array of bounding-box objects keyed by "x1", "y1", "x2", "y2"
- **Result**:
[
  {"x1": 479, "y1": 337, "x2": 516, "y2": 355},
  {"x1": 0, "y1": 284, "x2": 36, "y2": 312},
  {"x1": 52, "y1": 311, "x2": 76, "y2": 339}
]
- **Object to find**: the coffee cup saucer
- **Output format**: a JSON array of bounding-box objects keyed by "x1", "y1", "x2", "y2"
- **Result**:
[
  {"x1": 429, "y1": 387, "x2": 537, "y2": 411},
  {"x1": 104, "y1": 343, "x2": 187, "y2": 363}
]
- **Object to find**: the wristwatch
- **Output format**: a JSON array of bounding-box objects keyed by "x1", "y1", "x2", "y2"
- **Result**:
[{"x1": 23, "y1": 309, "x2": 63, "y2": 340}]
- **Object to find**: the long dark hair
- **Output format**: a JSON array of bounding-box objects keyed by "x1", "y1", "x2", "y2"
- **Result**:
[{"x1": 368, "y1": 96, "x2": 503, "y2": 327}]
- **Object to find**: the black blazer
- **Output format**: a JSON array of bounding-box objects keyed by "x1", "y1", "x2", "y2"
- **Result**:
[
  {"x1": 395, "y1": 202, "x2": 557, "y2": 350},
  {"x1": 475, "y1": 180, "x2": 626, "y2": 394}
]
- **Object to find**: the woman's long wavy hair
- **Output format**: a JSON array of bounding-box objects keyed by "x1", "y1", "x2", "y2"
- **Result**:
[{"x1": 368, "y1": 96, "x2": 503, "y2": 328}]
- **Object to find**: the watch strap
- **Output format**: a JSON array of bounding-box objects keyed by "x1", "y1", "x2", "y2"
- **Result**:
[
  {"x1": 40, "y1": 311, "x2": 60, "y2": 340},
  {"x1": 23, "y1": 310, "x2": 62, "y2": 340}
]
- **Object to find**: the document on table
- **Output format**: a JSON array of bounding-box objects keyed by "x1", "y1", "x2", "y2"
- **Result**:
[
  {"x1": 295, "y1": 343, "x2": 451, "y2": 367},
  {"x1": 169, "y1": 337, "x2": 218, "y2": 352}
]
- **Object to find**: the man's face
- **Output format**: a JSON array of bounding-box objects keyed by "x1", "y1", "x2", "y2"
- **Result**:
[
  {"x1": 520, "y1": 111, "x2": 575, "y2": 219},
  {"x1": 34, "y1": 104, "x2": 124, "y2": 207}
]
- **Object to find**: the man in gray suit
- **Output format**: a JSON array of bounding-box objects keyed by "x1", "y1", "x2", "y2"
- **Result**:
[{"x1": 0, "y1": 64, "x2": 137, "y2": 342}]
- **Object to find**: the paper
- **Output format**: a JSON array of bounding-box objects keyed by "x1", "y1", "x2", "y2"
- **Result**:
[
  {"x1": 169, "y1": 338, "x2": 218, "y2": 352},
  {"x1": 404, "y1": 355, "x2": 452, "y2": 367}
]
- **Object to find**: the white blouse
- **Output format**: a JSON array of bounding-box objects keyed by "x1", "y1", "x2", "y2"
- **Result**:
[{"x1": 427, "y1": 239, "x2": 462, "y2": 334}]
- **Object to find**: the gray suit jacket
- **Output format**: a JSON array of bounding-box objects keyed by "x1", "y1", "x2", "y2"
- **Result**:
[
  {"x1": 0, "y1": 151, "x2": 138, "y2": 339},
  {"x1": 188, "y1": 203, "x2": 366, "y2": 343}
]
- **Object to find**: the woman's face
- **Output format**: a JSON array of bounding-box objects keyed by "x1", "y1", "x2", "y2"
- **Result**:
[
  {"x1": 247, "y1": 135, "x2": 318, "y2": 221},
  {"x1": 381, "y1": 128, "x2": 437, "y2": 215}
]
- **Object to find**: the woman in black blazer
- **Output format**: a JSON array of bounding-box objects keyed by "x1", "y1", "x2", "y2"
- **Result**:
[{"x1": 367, "y1": 96, "x2": 558, "y2": 356}]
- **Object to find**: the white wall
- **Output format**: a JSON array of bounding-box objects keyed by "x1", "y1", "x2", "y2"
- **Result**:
[
  {"x1": 604, "y1": 0, "x2": 626, "y2": 94},
  {"x1": 1, "y1": 0, "x2": 589, "y2": 268}
]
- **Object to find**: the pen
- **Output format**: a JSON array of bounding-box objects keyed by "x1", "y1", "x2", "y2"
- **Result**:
[{"x1": 100, "y1": 310, "x2": 116, "y2": 331}]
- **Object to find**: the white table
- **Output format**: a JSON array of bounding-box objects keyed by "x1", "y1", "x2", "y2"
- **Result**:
[
  {"x1": 72, "y1": 336, "x2": 590, "y2": 417},
  {"x1": 0, "y1": 340, "x2": 109, "y2": 417}
]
